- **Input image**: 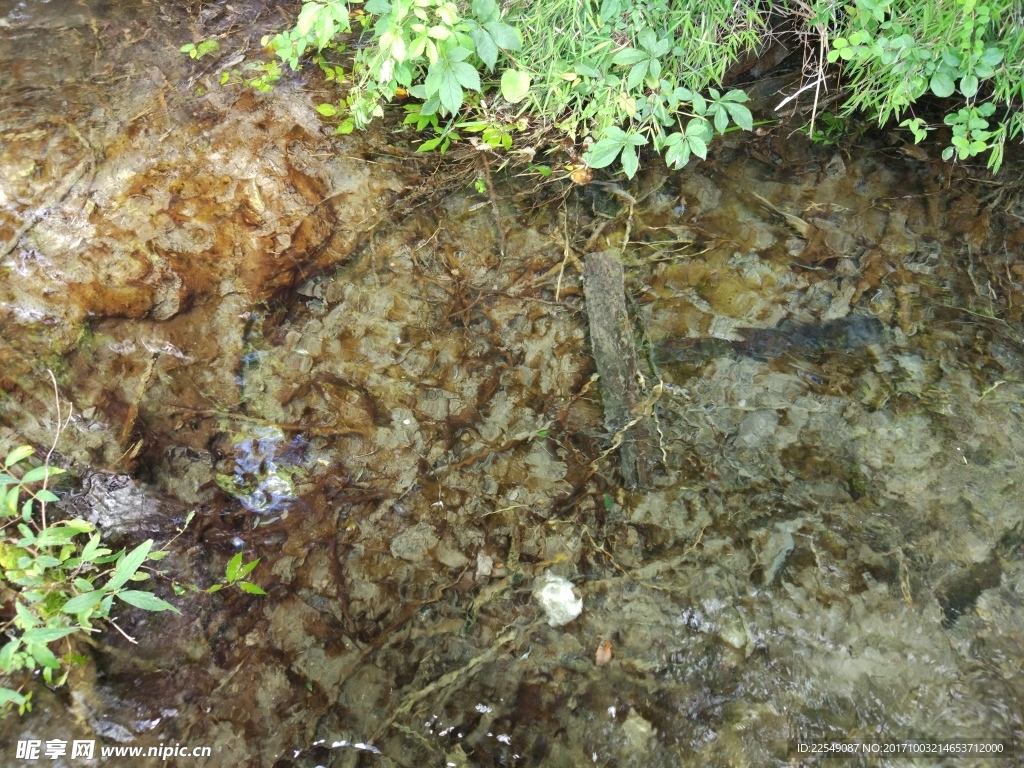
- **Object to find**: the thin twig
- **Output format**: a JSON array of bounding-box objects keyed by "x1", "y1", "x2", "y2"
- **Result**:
[
  {"x1": 556, "y1": 204, "x2": 571, "y2": 301},
  {"x1": 41, "y1": 369, "x2": 72, "y2": 529},
  {"x1": 479, "y1": 155, "x2": 506, "y2": 258},
  {"x1": 107, "y1": 618, "x2": 138, "y2": 645}
]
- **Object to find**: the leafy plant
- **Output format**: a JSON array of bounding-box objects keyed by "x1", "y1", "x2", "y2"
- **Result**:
[
  {"x1": 220, "y1": 60, "x2": 283, "y2": 93},
  {"x1": 942, "y1": 102, "x2": 998, "y2": 160},
  {"x1": 248, "y1": 0, "x2": 762, "y2": 178},
  {"x1": 172, "y1": 550, "x2": 266, "y2": 597},
  {"x1": 821, "y1": 0, "x2": 1017, "y2": 170},
  {"x1": 583, "y1": 126, "x2": 649, "y2": 178},
  {"x1": 0, "y1": 447, "x2": 177, "y2": 715},
  {"x1": 210, "y1": 553, "x2": 266, "y2": 595},
  {"x1": 180, "y1": 40, "x2": 220, "y2": 60}
]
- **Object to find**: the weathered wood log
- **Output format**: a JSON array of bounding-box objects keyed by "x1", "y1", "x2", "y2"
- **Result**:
[{"x1": 582, "y1": 249, "x2": 657, "y2": 490}]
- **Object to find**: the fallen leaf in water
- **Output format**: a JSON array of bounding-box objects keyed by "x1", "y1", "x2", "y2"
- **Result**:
[{"x1": 596, "y1": 639, "x2": 612, "y2": 666}]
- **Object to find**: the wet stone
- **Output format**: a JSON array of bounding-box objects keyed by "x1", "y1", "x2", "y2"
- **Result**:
[{"x1": 390, "y1": 522, "x2": 440, "y2": 564}]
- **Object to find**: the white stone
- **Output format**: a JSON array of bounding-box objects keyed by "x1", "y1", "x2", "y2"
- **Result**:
[{"x1": 534, "y1": 572, "x2": 583, "y2": 627}]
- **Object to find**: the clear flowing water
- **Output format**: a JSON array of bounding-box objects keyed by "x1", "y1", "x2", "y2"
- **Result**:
[{"x1": 1, "y1": 1, "x2": 1023, "y2": 766}]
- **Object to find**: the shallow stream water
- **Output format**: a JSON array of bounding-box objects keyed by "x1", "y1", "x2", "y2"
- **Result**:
[{"x1": 1, "y1": 1, "x2": 1023, "y2": 766}]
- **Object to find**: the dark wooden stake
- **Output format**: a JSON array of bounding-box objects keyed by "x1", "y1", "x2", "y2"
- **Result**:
[{"x1": 582, "y1": 250, "x2": 657, "y2": 490}]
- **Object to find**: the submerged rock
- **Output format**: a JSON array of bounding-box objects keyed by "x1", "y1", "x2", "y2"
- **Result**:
[
  {"x1": 656, "y1": 314, "x2": 885, "y2": 364},
  {"x1": 63, "y1": 472, "x2": 179, "y2": 536}
]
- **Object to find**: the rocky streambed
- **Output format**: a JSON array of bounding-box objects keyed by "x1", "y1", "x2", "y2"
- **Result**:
[{"x1": 2, "y1": 1, "x2": 1024, "y2": 766}]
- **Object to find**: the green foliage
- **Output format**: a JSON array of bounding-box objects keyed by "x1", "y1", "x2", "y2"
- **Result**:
[
  {"x1": 214, "y1": 553, "x2": 266, "y2": 595},
  {"x1": 807, "y1": 111, "x2": 858, "y2": 145},
  {"x1": 265, "y1": 0, "x2": 352, "y2": 70},
  {"x1": 227, "y1": 0, "x2": 1024, "y2": 177},
  {"x1": 820, "y1": 0, "x2": 1020, "y2": 170},
  {"x1": 221, "y1": 61, "x2": 283, "y2": 92},
  {"x1": 516, "y1": 0, "x2": 762, "y2": 176},
  {"x1": 180, "y1": 40, "x2": 220, "y2": 60},
  {"x1": 252, "y1": 0, "x2": 761, "y2": 178},
  {"x1": 174, "y1": 551, "x2": 266, "y2": 596},
  {"x1": 0, "y1": 447, "x2": 177, "y2": 714}
]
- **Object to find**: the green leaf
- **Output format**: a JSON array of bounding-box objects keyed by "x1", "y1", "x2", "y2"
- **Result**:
[
  {"x1": 472, "y1": 0, "x2": 499, "y2": 23},
  {"x1": 417, "y1": 135, "x2": 444, "y2": 152},
  {"x1": 238, "y1": 582, "x2": 267, "y2": 595},
  {"x1": 1, "y1": 488, "x2": 16, "y2": 516},
  {"x1": 0, "y1": 687, "x2": 26, "y2": 706},
  {"x1": 35, "y1": 527, "x2": 79, "y2": 547},
  {"x1": 620, "y1": 144, "x2": 639, "y2": 179},
  {"x1": 637, "y1": 28, "x2": 656, "y2": 53},
  {"x1": 206, "y1": 583, "x2": 224, "y2": 593},
  {"x1": 27, "y1": 643, "x2": 60, "y2": 669},
  {"x1": 21, "y1": 466, "x2": 60, "y2": 483},
  {"x1": 316, "y1": 103, "x2": 338, "y2": 116},
  {"x1": 106, "y1": 540, "x2": 153, "y2": 592},
  {"x1": 0, "y1": 639, "x2": 20, "y2": 667},
  {"x1": 484, "y1": 21, "x2": 520, "y2": 51},
  {"x1": 979, "y1": 47, "x2": 1003, "y2": 67},
  {"x1": 451, "y1": 61, "x2": 481, "y2": 92},
  {"x1": 22, "y1": 627, "x2": 77, "y2": 643},
  {"x1": 237, "y1": 558, "x2": 261, "y2": 579},
  {"x1": 225, "y1": 552, "x2": 243, "y2": 582},
  {"x1": 16, "y1": 524, "x2": 34, "y2": 544},
  {"x1": 627, "y1": 60, "x2": 648, "y2": 90},
  {"x1": 664, "y1": 138, "x2": 691, "y2": 169},
  {"x1": 687, "y1": 134, "x2": 708, "y2": 160},
  {"x1": 930, "y1": 71, "x2": 955, "y2": 97},
  {"x1": 61, "y1": 591, "x2": 104, "y2": 614},
  {"x1": 296, "y1": 2, "x2": 325, "y2": 36},
  {"x1": 725, "y1": 103, "x2": 753, "y2": 131},
  {"x1": 959, "y1": 74, "x2": 979, "y2": 98},
  {"x1": 600, "y1": 0, "x2": 621, "y2": 20},
  {"x1": 469, "y1": 27, "x2": 498, "y2": 70},
  {"x1": 5, "y1": 446, "x2": 34, "y2": 468},
  {"x1": 500, "y1": 69, "x2": 531, "y2": 103},
  {"x1": 315, "y1": 7, "x2": 344, "y2": 50},
  {"x1": 80, "y1": 534, "x2": 101, "y2": 562},
  {"x1": 437, "y1": 72, "x2": 463, "y2": 114},
  {"x1": 686, "y1": 117, "x2": 712, "y2": 142},
  {"x1": 117, "y1": 590, "x2": 180, "y2": 613},
  {"x1": 15, "y1": 603, "x2": 39, "y2": 628},
  {"x1": 612, "y1": 48, "x2": 647, "y2": 66},
  {"x1": 336, "y1": 119, "x2": 355, "y2": 134},
  {"x1": 714, "y1": 106, "x2": 729, "y2": 133},
  {"x1": 583, "y1": 137, "x2": 624, "y2": 169}
]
